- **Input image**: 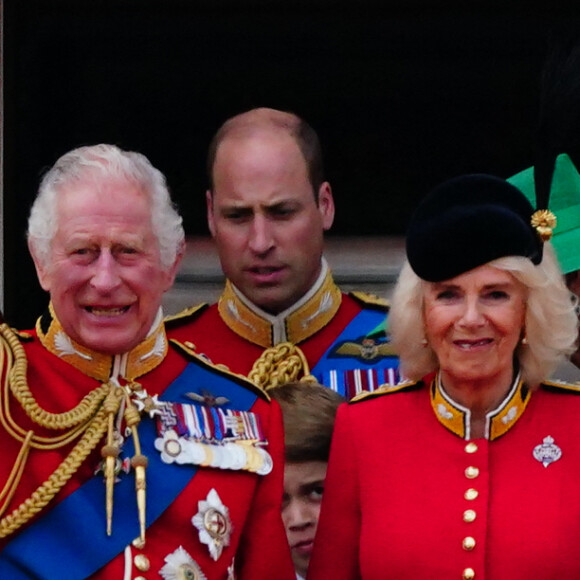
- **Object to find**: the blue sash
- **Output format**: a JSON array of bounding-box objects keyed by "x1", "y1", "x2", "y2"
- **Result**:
[
  {"x1": 312, "y1": 309, "x2": 399, "y2": 397},
  {"x1": 0, "y1": 361, "x2": 258, "y2": 579}
]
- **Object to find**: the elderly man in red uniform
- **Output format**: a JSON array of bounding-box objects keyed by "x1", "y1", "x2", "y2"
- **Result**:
[
  {"x1": 0, "y1": 144, "x2": 294, "y2": 580},
  {"x1": 168, "y1": 108, "x2": 399, "y2": 396}
]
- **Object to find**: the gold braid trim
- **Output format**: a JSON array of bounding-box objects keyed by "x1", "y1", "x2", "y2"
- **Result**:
[
  {"x1": 0, "y1": 405, "x2": 109, "y2": 538},
  {"x1": 1, "y1": 323, "x2": 109, "y2": 437},
  {"x1": 0, "y1": 323, "x2": 111, "y2": 538},
  {"x1": 247, "y1": 342, "x2": 317, "y2": 391}
]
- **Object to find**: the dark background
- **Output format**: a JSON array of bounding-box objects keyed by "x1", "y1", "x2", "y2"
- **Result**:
[{"x1": 4, "y1": 0, "x2": 580, "y2": 328}]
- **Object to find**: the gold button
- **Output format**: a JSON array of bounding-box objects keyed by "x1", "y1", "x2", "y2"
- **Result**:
[
  {"x1": 465, "y1": 442, "x2": 478, "y2": 454},
  {"x1": 463, "y1": 568, "x2": 475, "y2": 579},
  {"x1": 462, "y1": 536, "x2": 476, "y2": 550},
  {"x1": 465, "y1": 466, "x2": 480, "y2": 479},
  {"x1": 185, "y1": 341, "x2": 196, "y2": 349},
  {"x1": 463, "y1": 509, "x2": 477, "y2": 522},
  {"x1": 134, "y1": 554, "x2": 150, "y2": 572},
  {"x1": 465, "y1": 488, "x2": 478, "y2": 500}
]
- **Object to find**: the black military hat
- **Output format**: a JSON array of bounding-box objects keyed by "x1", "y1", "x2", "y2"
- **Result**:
[{"x1": 406, "y1": 174, "x2": 546, "y2": 282}]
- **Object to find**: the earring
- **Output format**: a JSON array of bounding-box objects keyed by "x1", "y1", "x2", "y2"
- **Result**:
[
  {"x1": 521, "y1": 335, "x2": 528, "y2": 345},
  {"x1": 421, "y1": 338, "x2": 428, "y2": 347}
]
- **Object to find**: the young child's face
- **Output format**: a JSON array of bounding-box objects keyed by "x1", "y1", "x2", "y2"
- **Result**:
[{"x1": 281, "y1": 460, "x2": 328, "y2": 579}]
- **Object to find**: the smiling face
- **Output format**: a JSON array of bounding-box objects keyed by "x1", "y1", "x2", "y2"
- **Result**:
[
  {"x1": 281, "y1": 460, "x2": 327, "y2": 579},
  {"x1": 30, "y1": 176, "x2": 181, "y2": 354},
  {"x1": 207, "y1": 129, "x2": 334, "y2": 314},
  {"x1": 422, "y1": 264, "x2": 527, "y2": 391}
]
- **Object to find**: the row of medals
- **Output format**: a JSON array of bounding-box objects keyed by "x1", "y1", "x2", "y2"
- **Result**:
[{"x1": 166, "y1": 435, "x2": 273, "y2": 476}]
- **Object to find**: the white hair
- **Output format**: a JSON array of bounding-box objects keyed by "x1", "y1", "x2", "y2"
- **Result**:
[
  {"x1": 389, "y1": 243, "x2": 578, "y2": 387},
  {"x1": 27, "y1": 144, "x2": 185, "y2": 270}
]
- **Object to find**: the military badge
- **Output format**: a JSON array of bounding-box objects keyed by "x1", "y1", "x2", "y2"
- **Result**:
[
  {"x1": 192, "y1": 488, "x2": 232, "y2": 561},
  {"x1": 329, "y1": 336, "x2": 396, "y2": 363},
  {"x1": 159, "y1": 546, "x2": 207, "y2": 580},
  {"x1": 533, "y1": 435, "x2": 562, "y2": 467}
]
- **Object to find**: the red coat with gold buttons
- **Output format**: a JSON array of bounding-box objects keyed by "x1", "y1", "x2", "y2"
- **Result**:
[{"x1": 308, "y1": 376, "x2": 580, "y2": 580}]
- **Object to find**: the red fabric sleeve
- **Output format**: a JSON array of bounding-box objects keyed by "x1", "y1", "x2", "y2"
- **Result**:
[
  {"x1": 308, "y1": 402, "x2": 361, "y2": 580},
  {"x1": 236, "y1": 399, "x2": 295, "y2": 580}
]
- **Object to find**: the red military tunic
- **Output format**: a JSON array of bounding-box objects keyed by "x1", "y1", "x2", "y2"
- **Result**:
[
  {"x1": 309, "y1": 373, "x2": 580, "y2": 580},
  {"x1": 167, "y1": 264, "x2": 399, "y2": 398},
  {"x1": 0, "y1": 310, "x2": 294, "y2": 580}
]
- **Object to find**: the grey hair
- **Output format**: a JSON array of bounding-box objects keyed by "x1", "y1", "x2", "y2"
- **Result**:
[
  {"x1": 389, "y1": 243, "x2": 578, "y2": 387},
  {"x1": 27, "y1": 144, "x2": 185, "y2": 270}
]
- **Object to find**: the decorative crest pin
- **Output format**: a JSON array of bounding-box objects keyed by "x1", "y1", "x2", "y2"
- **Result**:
[
  {"x1": 531, "y1": 209, "x2": 557, "y2": 242},
  {"x1": 533, "y1": 435, "x2": 562, "y2": 467},
  {"x1": 186, "y1": 390, "x2": 230, "y2": 407},
  {"x1": 192, "y1": 488, "x2": 232, "y2": 561}
]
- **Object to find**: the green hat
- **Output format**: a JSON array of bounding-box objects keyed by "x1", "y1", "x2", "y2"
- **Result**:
[{"x1": 508, "y1": 153, "x2": 580, "y2": 274}]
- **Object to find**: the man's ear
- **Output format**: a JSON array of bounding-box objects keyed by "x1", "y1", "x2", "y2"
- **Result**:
[
  {"x1": 317, "y1": 182, "x2": 335, "y2": 231},
  {"x1": 206, "y1": 190, "x2": 216, "y2": 238},
  {"x1": 28, "y1": 238, "x2": 51, "y2": 292}
]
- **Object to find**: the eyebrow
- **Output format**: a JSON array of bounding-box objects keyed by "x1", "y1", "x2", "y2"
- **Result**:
[{"x1": 298, "y1": 479, "x2": 325, "y2": 491}]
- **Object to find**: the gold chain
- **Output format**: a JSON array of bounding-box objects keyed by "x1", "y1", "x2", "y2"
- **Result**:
[{"x1": 247, "y1": 342, "x2": 315, "y2": 390}]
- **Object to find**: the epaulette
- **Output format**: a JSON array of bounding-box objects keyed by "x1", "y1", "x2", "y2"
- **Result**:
[
  {"x1": 169, "y1": 338, "x2": 271, "y2": 402},
  {"x1": 541, "y1": 379, "x2": 580, "y2": 394},
  {"x1": 164, "y1": 303, "x2": 208, "y2": 329},
  {"x1": 349, "y1": 379, "x2": 422, "y2": 403},
  {"x1": 348, "y1": 291, "x2": 390, "y2": 311}
]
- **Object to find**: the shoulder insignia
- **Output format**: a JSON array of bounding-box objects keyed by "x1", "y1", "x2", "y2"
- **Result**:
[
  {"x1": 541, "y1": 379, "x2": 580, "y2": 394},
  {"x1": 349, "y1": 291, "x2": 390, "y2": 311},
  {"x1": 169, "y1": 338, "x2": 271, "y2": 401},
  {"x1": 164, "y1": 303, "x2": 208, "y2": 329},
  {"x1": 349, "y1": 379, "x2": 421, "y2": 403}
]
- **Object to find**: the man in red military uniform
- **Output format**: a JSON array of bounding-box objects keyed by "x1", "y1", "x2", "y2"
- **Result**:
[
  {"x1": 168, "y1": 108, "x2": 399, "y2": 397},
  {"x1": 0, "y1": 144, "x2": 294, "y2": 580}
]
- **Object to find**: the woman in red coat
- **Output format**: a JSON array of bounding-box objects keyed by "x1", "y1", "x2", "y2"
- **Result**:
[{"x1": 308, "y1": 174, "x2": 580, "y2": 580}]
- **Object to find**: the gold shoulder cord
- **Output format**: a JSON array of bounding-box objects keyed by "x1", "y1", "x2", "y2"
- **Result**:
[
  {"x1": 0, "y1": 323, "x2": 111, "y2": 539},
  {"x1": 248, "y1": 342, "x2": 317, "y2": 391}
]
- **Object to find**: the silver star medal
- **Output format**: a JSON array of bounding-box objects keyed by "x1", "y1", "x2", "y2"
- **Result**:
[
  {"x1": 160, "y1": 546, "x2": 207, "y2": 580},
  {"x1": 192, "y1": 488, "x2": 232, "y2": 561},
  {"x1": 533, "y1": 435, "x2": 562, "y2": 467}
]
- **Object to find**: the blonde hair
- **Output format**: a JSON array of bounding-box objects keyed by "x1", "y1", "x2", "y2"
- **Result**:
[{"x1": 389, "y1": 243, "x2": 577, "y2": 386}]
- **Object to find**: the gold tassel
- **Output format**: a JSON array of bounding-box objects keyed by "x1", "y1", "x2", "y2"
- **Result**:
[
  {"x1": 125, "y1": 397, "x2": 147, "y2": 544},
  {"x1": 101, "y1": 382, "x2": 123, "y2": 536}
]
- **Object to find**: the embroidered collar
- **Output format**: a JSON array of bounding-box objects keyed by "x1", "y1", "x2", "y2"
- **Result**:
[
  {"x1": 37, "y1": 304, "x2": 168, "y2": 382},
  {"x1": 429, "y1": 371, "x2": 532, "y2": 440},
  {"x1": 217, "y1": 259, "x2": 342, "y2": 348}
]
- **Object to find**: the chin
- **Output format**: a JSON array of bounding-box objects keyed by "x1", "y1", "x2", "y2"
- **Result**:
[{"x1": 79, "y1": 331, "x2": 142, "y2": 355}]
